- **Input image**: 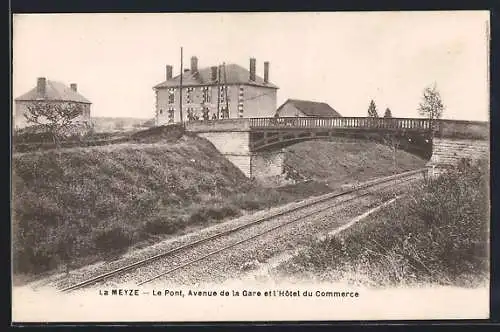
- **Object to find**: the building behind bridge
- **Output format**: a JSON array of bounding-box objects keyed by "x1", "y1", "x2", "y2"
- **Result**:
[
  {"x1": 275, "y1": 99, "x2": 341, "y2": 118},
  {"x1": 153, "y1": 56, "x2": 279, "y2": 125}
]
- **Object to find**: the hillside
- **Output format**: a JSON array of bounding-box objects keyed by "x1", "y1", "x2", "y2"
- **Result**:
[
  {"x1": 283, "y1": 139, "x2": 427, "y2": 185},
  {"x1": 12, "y1": 132, "x2": 308, "y2": 278}
]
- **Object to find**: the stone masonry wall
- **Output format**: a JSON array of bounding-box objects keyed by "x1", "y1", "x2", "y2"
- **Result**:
[
  {"x1": 225, "y1": 154, "x2": 252, "y2": 177},
  {"x1": 197, "y1": 131, "x2": 250, "y2": 154},
  {"x1": 428, "y1": 138, "x2": 489, "y2": 167},
  {"x1": 250, "y1": 150, "x2": 285, "y2": 179}
]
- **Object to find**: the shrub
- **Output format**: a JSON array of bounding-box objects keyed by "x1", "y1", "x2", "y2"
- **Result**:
[
  {"x1": 93, "y1": 226, "x2": 132, "y2": 252},
  {"x1": 188, "y1": 205, "x2": 240, "y2": 225},
  {"x1": 142, "y1": 216, "x2": 186, "y2": 235},
  {"x1": 282, "y1": 160, "x2": 489, "y2": 287}
]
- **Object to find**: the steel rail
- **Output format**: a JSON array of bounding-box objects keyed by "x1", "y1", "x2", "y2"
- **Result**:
[
  {"x1": 60, "y1": 168, "x2": 425, "y2": 292},
  {"x1": 137, "y1": 177, "x2": 416, "y2": 285}
]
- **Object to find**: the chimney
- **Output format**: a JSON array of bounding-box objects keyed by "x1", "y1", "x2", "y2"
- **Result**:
[
  {"x1": 37, "y1": 77, "x2": 46, "y2": 95},
  {"x1": 249, "y1": 58, "x2": 256, "y2": 81},
  {"x1": 70, "y1": 83, "x2": 77, "y2": 92},
  {"x1": 166, "y1": 65, "x2": 173, "y2": 80},
  {"x1": 264, "y1": 61, "x2": 269, "y2": 83},
  {"x1": 211, "y1": 66, "x2": 218, "y2": 81},
  {"x1": 191, "y1": 56, "x2": 198, "y2": 73}
]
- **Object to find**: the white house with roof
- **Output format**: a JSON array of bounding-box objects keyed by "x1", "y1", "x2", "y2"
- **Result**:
[
  {"x1": 14, "y1": 77, "x2": 92, "y2": 130},
  {"x1": 275, "y1": 99, "x2": 342, "y2": 118},
  {"x1": 153, "y1": 56, "x2": 279, "y2": 125}
]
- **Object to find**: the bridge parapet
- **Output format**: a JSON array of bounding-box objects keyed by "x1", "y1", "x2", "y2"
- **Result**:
[
  {"x1": 248, "y1": 117, "x2": 431, "y2": 132},
  {"x1": 184, "y1": 117, "x2": 489, "y2": 140},
  {"x1": 185, "y1": 118, "x2": 250, "y2": 132}
]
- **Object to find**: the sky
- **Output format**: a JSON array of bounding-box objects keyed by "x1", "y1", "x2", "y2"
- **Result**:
[{"x1": 13, "y1": 11, "x2": 490, "y2": 121}]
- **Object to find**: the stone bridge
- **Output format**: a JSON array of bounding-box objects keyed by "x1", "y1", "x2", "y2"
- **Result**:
[{"x1": 185, "y1": 117, "x2": 489, "y2": 182}]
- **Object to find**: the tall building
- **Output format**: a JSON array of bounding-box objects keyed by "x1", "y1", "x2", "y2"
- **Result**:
[
  {"x1": 14, "y1": 77, "x2": 92, "y2": 130},
  {"x1": 153, "y1": 57, "x2": 279, "y2": 125}
]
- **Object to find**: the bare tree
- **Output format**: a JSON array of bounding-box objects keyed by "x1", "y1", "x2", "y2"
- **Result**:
[
  {"x1": 418, "y1": 84, "x2": 445, "y2": 133},
  {"x1": 23, "y1": 101, "x2": 84, "y2": 146}
]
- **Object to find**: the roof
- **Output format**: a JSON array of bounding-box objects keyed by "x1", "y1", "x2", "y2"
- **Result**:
[
  {"x1": 15, "y1": 80, "x2": 91, "y2": 104},
  {"x1": 153, "y1": 63, "x2": 278, "y2": 89},
  {"x1": 276, "y1": 99, "x2": 342, "y2": 117}
]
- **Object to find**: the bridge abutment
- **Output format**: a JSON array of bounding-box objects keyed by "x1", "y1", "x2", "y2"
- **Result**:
[
  {"x1": 427, "y1": 137, "x2": 489, "y2": 168},
  {"x1": 195, "y1": 129, "x2": 286, "y2": 185}
]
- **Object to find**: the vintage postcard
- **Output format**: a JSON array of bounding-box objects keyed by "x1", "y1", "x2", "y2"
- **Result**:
[{"x1": 11, "y1": 11, "x2": 490, "y2": 322}]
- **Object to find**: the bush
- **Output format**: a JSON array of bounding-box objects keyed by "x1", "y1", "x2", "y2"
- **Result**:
[
  {"x1": 188, "y1": 205, "x2": 240, "y2": 225},
  {"x1": 93, "y1": 226, "x2": 132, "y2": 252},
  {"x1": 283, "y1": 159, "x2": 489, "y2": 287},
  {"x1": 142, "y1": 216, "x2": 186, "y2": 235},
  {"x1": 231, "y1": 188, "x2": 294, "y2": 211}
]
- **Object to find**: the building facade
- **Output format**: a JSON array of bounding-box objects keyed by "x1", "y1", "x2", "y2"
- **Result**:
[
  {"x1": 275, "y1": 99, "x2": 342, "y2": 118},
  {"x1": 14, "y1": 77, "x2": 92, "y2": 130},
  {"x1": 153, "y1": 57, "x2": 279, "y2": 125}
]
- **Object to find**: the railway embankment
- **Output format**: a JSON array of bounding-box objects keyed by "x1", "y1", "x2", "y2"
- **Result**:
[
  {"x1": 276, "y1": 159, "x2": 489, "y2": 287},
  {"x1": 13, "y1": 125, "x2": 426, "y2": 283}
]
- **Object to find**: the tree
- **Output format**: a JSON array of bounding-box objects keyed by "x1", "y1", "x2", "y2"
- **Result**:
[
  {"x1": 384, "y1": 108, "x2": 393, "y2": 118},
  {"x1": 367, "y1": 99, "x2": 379, "y2": 117},
  {"x1": 418, "y1": 84, "x2": 445, "y2": 132},
  {"x1": 24, "y1": 101, "x2": 85, "y2": 146}
]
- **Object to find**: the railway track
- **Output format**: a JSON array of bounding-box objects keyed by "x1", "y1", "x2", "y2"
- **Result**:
[{"x1": 60, "y1": 168, "x2": 426, "y2": 292}]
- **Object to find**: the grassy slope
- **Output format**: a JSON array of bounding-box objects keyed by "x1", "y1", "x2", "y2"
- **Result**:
[
  {"x1": 284, "y1": 139, "x2": 427, "y2": 184},
  {"x1": 12, "y1": 134, "x2": 427, "y2": 278},
  {"x1": 278, "y1": 160, "x2": 490, "y2": 287},
  {"x1": 13, "y1": 136, "x2": 248, "y2": 274}
]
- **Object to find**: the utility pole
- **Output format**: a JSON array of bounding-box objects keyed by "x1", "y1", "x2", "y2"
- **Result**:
[
  {"x1": 393, "y1": 135, "x2": 398, "y2": 198},
  {"x1": 223, "y1": 62, "x2": 229, "y2": 118},
  {"x1": 179, "y1": 47, "x2": 184, "y2": 126},
  {"x1": 217, "y1": 64, "x2": 221, "y2": 119}
]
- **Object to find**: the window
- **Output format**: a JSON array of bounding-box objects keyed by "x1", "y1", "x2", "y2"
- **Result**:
[
  {"x1": 202, "y1": 86, "x2": 211, "y2": 103},
  {"x1": 168, "y1": 88, "x2": 175, "y2": 104},
  {"x1": 187, "y1": 107, "x2": 200, "y2": 121},
  {"x1": 159, "y1": 109, "x2": 163, "y2": 115},
  {"x1": 219, "y1": 86, "x2": 226, "y2": 103},
  {"x1": 238, "y1": 86, "x2": 244, "y2": 118},
  {"x1": 168, "y1": 108, "x2": 174, "y2": 123},
  {"x1": 186, "y1": 87, "x2": 194, "y2": 104}
]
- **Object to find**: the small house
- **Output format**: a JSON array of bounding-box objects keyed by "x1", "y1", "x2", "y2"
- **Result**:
[{"x1": 275, "y1": 99, "x2": 341, "y2": 118}]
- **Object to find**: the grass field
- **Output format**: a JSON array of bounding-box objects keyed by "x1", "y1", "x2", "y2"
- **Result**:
[
  {"x1": 278, "y1": 159, "x2": 489, "y2": 287},
  {"x1": 12, "y1": 130, "x2": 427, "y2": 279},
  {"x1": 284, "y1": 139, "x2": 427, "y2": 184}
]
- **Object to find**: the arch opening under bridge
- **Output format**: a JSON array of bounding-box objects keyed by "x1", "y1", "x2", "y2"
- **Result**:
[{"x1": 249, "y1": 129, "x2": 433, "y2": 160}]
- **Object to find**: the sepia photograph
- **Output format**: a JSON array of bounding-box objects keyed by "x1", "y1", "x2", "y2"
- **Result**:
[{"x1": 11, "y1": 11, "x2": 490, "y2": 322}]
